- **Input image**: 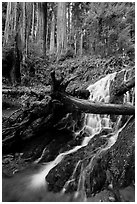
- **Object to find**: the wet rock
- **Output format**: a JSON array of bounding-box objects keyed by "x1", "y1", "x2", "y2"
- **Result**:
[
  {"x1": 108, "y1": 196, "x2": 115, "y2": 202},
  {"x1": 107, "y1": 183, "x2": 113, "y2": 190},
  {"x1": 46, "y1": 147, "x2": 85, "y2": 192},
  {"x1": 119, "y1": 185, "x2": 135, "y2": 202},
  {"x1": 107, "y1": 117, "x2": 135, "y2": 187},
  {"x1": 46, "y1": 116, "x2": 134, "y2": 197}
]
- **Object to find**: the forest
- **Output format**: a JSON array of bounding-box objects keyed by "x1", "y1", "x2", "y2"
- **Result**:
[{"x1": 2, "y1": 2, "x2": 135, "y2": 202}]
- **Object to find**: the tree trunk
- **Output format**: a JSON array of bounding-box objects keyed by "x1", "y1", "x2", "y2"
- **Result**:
[
  {"x1": 38, "y1": 3, "x2": 47, "y2": 55},
  {"x1": 67, "y1": 3, "x2": 71, "y2": 44},
  {"x1": 31, "y1": 3, "x2": 35, "y2": 40},
  {"x1": 50, "y1": 11, "x2": 55, "y2": 54},
  {"x1": 3, "y1": 2, "x2": 11, "y2": 45},
  {"x1": 13, "y1": 3, "x2": 22, "y2": 84},
  {"x1": 35, "y1": 3, "x2": 39, "y2": 40},
  {"x1": 42, "y1": 3, "x2": 47, "y2": 55},
  {"x1": 57, "y1": 2, "x2": 67, "y2": 60},
  {"x1": 14, "y1": 33, "x2": 21, "y2": 84},
  {"x1": 13, "y1": 2, "x2": 17, "y2": 31},
  {"x1": 25, "y1": 3, "x2": 33, "y2": 58},
  {"x1": 22, "y1": 2, "x2": 27, "y2": 59},
  {"x1": 3, "y1": 2, "x2": 22, "y2": 84},
  {"x1": 80, "y1": 30, "x2": 83, "y2": 56},
  {"x1": 74, "y1": 33, "x2": 77, "y2": 55}
]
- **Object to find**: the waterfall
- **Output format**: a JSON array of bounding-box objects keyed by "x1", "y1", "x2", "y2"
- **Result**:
[
  {"x1": 29, "y1": 69, "x2": 134, "y2": 194},
  {"x1": 82, "y1": 72, "x2": 116, "y2": 145}
]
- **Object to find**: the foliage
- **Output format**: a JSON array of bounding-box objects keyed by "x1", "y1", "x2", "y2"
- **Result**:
[
  {"x1": 2, "y1": 2, "x2": 135, "y2": 86},
  {"x1": 3, "y1": 2, "x2": 135, "y2": 59},
  {"x1": 84, "y1": 2, "x2": 135, "y2": 58}
]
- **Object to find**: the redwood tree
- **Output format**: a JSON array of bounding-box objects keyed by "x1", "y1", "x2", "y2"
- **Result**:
[{"x1": 57, "y1": 2, "x2": 67, "y2": 59}]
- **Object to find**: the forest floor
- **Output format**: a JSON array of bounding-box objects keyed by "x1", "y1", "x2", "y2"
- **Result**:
[
  {"x1": 2, "y1": 55, "x2": 135, "y2": 202},
  {"x1": 23, "y1": 54, "x2": 134, "y2": 91}
]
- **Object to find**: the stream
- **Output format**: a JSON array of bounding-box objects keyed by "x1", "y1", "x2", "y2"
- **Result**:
[
  {"x1": 2, "y1": 68, "x2": 135, "y2": 202},
  {"x1": 29, "y1": 70, "x2": 134, "y2": 196}
]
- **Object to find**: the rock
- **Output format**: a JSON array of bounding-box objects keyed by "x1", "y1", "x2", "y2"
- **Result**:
[
  {"x1": 108, "y1": 183, "x2": 113, "y2": 190},
  {"x1": 108, "y1": 196, "x2": 115, "y2": 202},
  {"x1": 119, "y1": 186, "x2": 135, "y2": 202}
]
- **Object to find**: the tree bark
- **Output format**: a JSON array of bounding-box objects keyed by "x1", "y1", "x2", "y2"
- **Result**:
[
  {"x1": 37, "y1": 3, "x2": 47, "y2": 55},
  {"x1": 3, "y1": 2, "x2": 11, "y2": 45},
  {"x1": 50, "y1": 71, "x2": 135, "y2": 115},
  {"x1": 42, "y1": 3, "x2": 47, "y2": 55},
  {"x1": 3, "y1": 2, "x2": 22, "y2": 84},
  {"x1": 2, "y1": 86, "x2": 50, "y2": 97},
  {"x1": 35, "y1": 3, "x2": 39, "y2": 40},
  {"x1": 25, "y1": 3, "x2": 33, "y2": 57},
  {"x1": 57, "y1": 2, "x2": 67, "y2": 59},
  {"x1": 3, "y1": 72, "x2": 135, "y2": 116},
  {"x1": 31, "y1": 3, "x2": 35, "y2": 39},
  {"x1": 55, "y1": 92, "x2": 135, "y2": 115},
  {"x1": 22, "y1": 2, "x2": 26, "y2": 58},
  {"x1": 74, "y1": 33, "x2": 77, "y2": 55},
  {"x1": 67, "y1": 3, "x2": 71, "y2": 44},
  {"x1": 14, "y1": 33, "x2": 21, "y2": 84},
  {"x1": 2, "y1": 71, "x2": 135, "y2": 156},
  {"x1": 50, "y1": 11, "x2": 55, "y2": 54},
  {"x1": 80, "y1": 30, "x2": 83, "y2": 56}
]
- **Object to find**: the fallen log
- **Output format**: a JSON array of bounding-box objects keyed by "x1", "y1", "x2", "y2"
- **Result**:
[
  {"x1": 2, "y1": 86, "x2": 51, "y2": 97},
  {"x1": 2, "y1": 70, "x2": 135, "y2": 201},
  {"x1": 55, "y1": 92, "x2": 135, "y2": 115},
  {"x1": 2, "y1": 70, "x2": 135, "y2": 155},
  {"x1": 51, "y1": 71, "x2": 135, "y2": 115}
]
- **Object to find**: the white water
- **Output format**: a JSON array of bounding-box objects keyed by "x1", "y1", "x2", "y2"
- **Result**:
[
  {"x1": 123, "y1": 69, "x2": 135, "y2": 105},
  {"x1": 29, "y1": 69, "x2": 134, "y2": 190},
  {"x1": 29, "y1": 145, "x2": 85, "y2": 188},
  {"x1": 82, "y1": 72, "x2": 116, "y2": 145}
]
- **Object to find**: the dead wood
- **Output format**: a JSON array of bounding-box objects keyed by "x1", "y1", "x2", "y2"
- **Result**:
[
  {"x1": 55, "y1": 92, "x2": 135, "y2": 115},
  {"x1": 2, "y1": 70, "x2": 135, "y2": 154},
  {"x1": 2, "y1": 87, "x2": 51, "y2": 97},
  {"x1": 51, "y1": 71, "x2": 135, "y2": 115}
]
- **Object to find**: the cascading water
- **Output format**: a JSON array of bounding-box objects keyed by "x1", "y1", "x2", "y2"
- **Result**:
[
  {"x1": 28, "y1": 69, "x2": 134, "y2": 199},
  {"x1": 82, "y1": 72, "x2": 116, "y2": 145}
]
